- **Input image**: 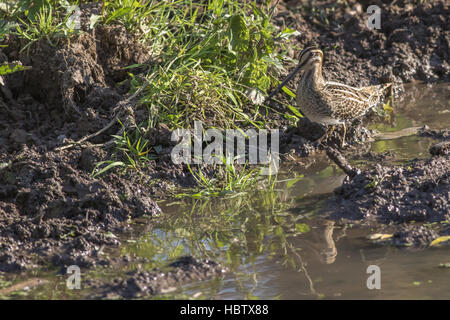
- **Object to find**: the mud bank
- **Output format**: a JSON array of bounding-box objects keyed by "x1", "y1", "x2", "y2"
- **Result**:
[
  {"x1": 0, "y1": 5, "x2": 222, "y2": 291},
  {"x1": 326, "y1": 143, "x2": 449, "y2": 247}
]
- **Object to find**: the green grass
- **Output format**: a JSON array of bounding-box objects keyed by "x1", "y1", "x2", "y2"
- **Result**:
[
  {"x1": 108, "y1": 0, "x2": 297, "y2": 129},
  {"x1": 15, "y1": 5, "x2": 78, "y2": 52},
  {"x1": 103, "y1": 0, "x2": 296, "y2": 191},
  {"x1": 2, "y1": 0, "x2": 299, "y2": 194},
  {"x1": 92, "y1": 119, "x2": 158, "y2": 177},
  {"x1": 1, "y1": 0, "x2": 81, "y2": 52},
  {"x1": 88, "y1": 0, "x2": 296, "y2": 191},
  {"x1": 0, "y1": 62, "x2": 31, "y2": 75}
]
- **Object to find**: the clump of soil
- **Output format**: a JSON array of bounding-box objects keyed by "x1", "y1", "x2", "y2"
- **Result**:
[
  {"x1": 331, "y1": 155, "x2": 449, "y2": 222},
  {"x1": 419, "y1": 126, "x2": 450, "y2": 141},
  {"x1": 326, "y1": 146, "x2": 449, "y2": 247},
  {"x1": 430, "y1": 141, "x2": 450, "y2": 156},
  {"x1": 2, "y1": 24, "x2": 150, "y2": 145},
  {"x1": 392, "y1": 225, "x2": 440, "y2": 248}
]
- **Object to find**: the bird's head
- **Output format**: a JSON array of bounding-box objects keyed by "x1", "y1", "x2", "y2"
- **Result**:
[
  {"x1": 297, "y1": 47, "x2": 323, "y2": 71},
  {"x1": 264, "y1": 46, "x2": 323, "y2": 103}
]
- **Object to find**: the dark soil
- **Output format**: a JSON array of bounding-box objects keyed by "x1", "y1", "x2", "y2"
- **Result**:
[
  {"x1": 326, "y1": 145, "x2": 449, "y2": 247},
  {"x1": 0, "y1": 147, "x2": 162, "y2": 272},
  {"x1": 0, "y1": 0, "x2": 449, "y2": 296},
  {"x1": 419, "y1": 126, "x2": 450, "y2": 143}
]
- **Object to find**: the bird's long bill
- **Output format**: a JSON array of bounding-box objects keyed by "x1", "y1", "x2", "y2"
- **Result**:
[{"x1": 265, "y1": 61, "x2": 305, "y2": 103}]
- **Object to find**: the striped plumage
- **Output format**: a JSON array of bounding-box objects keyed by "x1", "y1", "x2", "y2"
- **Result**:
[{"x1": 266, "y1": 47, "x2": 391, "y2": 147}]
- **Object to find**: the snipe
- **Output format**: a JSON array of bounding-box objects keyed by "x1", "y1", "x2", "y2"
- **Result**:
[{"x1": 266, "y1": 47, "x2": 391, "y2": 147}]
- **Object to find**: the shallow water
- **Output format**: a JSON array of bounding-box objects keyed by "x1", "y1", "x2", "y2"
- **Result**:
[
  {"x1": 1, "y1": 83, "x2": 449, "y2": 299},
  {"x1": 131, "y1": 82, "x2": 450, "y2": 300}
]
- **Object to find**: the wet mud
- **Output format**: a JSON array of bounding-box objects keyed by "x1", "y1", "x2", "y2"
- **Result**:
[
  {"x1": 274, "y1": 0, "x2": 449, "y2": 86},
  {"x1": 326, "y1": 145, "x2": 449, "y2": 247},
  {"x1": 0, "y1": 18, "x2": 165, "y2": 273}
]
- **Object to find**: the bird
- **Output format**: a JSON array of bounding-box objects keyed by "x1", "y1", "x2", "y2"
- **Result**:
[{"x1": 266, "y1": 46, "x2": 391, "y2": 147}]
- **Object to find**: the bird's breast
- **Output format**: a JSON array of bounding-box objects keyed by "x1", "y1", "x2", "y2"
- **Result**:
[{"x1": 296, "y1": 84, "x2": 336, "y2": 124}]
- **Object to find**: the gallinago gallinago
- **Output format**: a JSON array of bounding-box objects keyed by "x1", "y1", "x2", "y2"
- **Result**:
[{"x1": 266, "y1": 47, "x2": 391, "y2": 147}]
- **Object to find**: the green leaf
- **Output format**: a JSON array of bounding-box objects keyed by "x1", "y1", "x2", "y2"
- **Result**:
[
  {"x1": 0, "y1": 63, "x2": 31, "y2": 76},
  {"x1": 279, "y1": 28, "x2": 301, "y2": 39},
  {"x1": 295, "y1": 223, "x2": 310, "y2": 234},
  {"x1": 92, "y1": 161, "x2": 125, "y2": 177},
  {"x1": 229, "y1": 15, "x2": 249, "y2": 53},
  {"x1": 105, "y1": 7, "x2": 132, "y2": 24},
  {"x1": 105, "y1": 232, "x2": 118, "y2": 239},
  {"x1": 286, "y1": 175, "x2": 304, "y2": 188},
  {"x1": 287, "y1": 104, "x2": 303, "y2": 118},
  {"x1": 282, "y1": 86, "x2": 296, "y2": 99},
  {"x1": 430, "y1": 236, "x2": 450, "y2": 247}
]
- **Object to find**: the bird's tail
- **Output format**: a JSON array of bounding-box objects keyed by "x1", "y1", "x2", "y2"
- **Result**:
[
  {"x1": 363, "y1": 82, "x2": 393, "y2": 100},
  {"x1": 379, "y1": 82, "x2": 394, "y2": 99}
]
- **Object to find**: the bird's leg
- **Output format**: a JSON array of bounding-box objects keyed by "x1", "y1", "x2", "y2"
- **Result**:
[
  {"x1": 315, "y1": 125, "x2": 335, "y2": 147},
  {"x1": 341, "y1": 123, "x2": 347, "y2": 148}
]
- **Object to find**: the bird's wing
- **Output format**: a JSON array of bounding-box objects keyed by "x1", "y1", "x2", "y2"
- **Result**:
[{"x1": 323, "y1": 82, "x2": 387, "y2": 121}]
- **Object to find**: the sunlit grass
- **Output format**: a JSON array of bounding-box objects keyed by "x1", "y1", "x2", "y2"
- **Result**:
[
  {"x1": 108, "y1": 0, "x2": 297, "y2": 129},
  {"x1": 1, "y1": 1, "x2": 300, "y2": 194}
]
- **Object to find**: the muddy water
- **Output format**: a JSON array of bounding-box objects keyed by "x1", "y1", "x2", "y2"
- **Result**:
[{"x1": 1, "y1": 83, "x2": 449, "y2": 299}]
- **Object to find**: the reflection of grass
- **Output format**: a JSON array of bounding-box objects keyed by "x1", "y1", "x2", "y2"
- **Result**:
[
  {"x1": 371, "y1": 135, "x2": 430, "y2": 161},
  {"x1": 123, "y1": 178, "x2": 322, "y2": 298},
  {"x1": 369, "y1": 114, "x2": 412, "y2": 133},
  {"x1": 176, "y1": 157, "x2": 272, "y2": 198}
]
